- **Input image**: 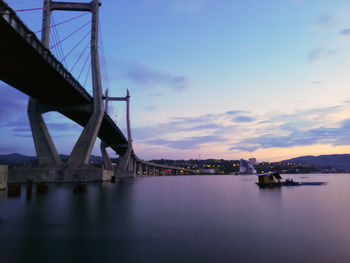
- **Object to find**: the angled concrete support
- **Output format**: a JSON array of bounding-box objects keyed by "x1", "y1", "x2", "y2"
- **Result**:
[
  {"x1": 100, "y1": 141, "x2": 113, "y2": 171},
  {"x1": 27, "y1": 98, "x2": 62, "y2": 168}
]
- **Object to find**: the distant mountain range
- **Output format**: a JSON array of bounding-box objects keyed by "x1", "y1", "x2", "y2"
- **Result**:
[
  {"x1": 0, "y1": 153, "x2": 36, "y2": 166},
  {"x1": 282, "y1": 154, "x2": 350, "y2": 171}
]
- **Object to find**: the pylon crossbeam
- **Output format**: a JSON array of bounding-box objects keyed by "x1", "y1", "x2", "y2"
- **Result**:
[{"x1": 50, "y1": 2, "x2": 94, "y2": 12}]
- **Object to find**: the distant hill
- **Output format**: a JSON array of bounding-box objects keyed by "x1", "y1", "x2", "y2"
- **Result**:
[
  {"x1": 0, "y1": 153, "x2": 36, "y2": 166},
  {"x1": 282, "y1": 154, "x2": 350, "y2": 172},
  {"x1": 0, "y1": 153, "x2": 118, "y2": 167}
]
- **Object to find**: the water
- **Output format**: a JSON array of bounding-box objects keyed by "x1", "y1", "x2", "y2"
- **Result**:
[{"x1": 1, "y1": 174, "x2": 350, "y2": 263}]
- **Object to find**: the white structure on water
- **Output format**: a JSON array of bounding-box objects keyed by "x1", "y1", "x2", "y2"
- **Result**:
[{"x1": 239, "y1": 159, "x2": 257, "y2": 174}]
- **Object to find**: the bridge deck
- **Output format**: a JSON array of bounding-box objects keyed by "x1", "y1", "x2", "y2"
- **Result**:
[{"x1": 0, "y1": 1, "x2": 127, "y2": 154}]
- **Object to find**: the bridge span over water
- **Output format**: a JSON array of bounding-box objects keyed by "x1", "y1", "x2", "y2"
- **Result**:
[{"x1": 0, "y1": 0, "x2": 196, "y2": 181}]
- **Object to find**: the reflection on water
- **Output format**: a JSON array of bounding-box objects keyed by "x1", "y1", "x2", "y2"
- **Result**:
[{"x1": 0, "y1": 174, "x2": 350, "y2": 263}]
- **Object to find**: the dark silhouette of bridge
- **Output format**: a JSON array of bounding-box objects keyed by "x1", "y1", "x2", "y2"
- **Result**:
[{"x1": 0, "y1": 0, "x2": 195, "y2": 181}]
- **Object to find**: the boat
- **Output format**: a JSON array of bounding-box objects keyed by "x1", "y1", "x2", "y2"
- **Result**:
[
  {"x1": 256, "y1": 172, "x2": 284, "y2": 187},
  {"x1": 256, "y1": 172, "x2": 326, "y2": 187}
]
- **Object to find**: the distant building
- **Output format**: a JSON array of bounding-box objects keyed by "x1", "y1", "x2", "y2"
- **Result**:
[
  {"x1": 239, "y1": 159, "x2": 257, "y2": 174},
  {"x1": 249, "y1": 158, "x2": 257, "y2": 165},
  {"x1": 198, "y1": 168, "x2": 215, "y2": 174}
]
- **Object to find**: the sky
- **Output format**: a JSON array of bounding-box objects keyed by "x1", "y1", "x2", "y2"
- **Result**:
[{"x1": 2, "y1": 0, "x2": 350, "y2": 162}]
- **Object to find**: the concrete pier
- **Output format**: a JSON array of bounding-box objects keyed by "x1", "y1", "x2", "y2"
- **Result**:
[
  {"x1": 0, "y1": 165, "x2": 8, "y2": 190},
  {"x1": 8, "y1": 167, "x2": 113, "y2": 183}
]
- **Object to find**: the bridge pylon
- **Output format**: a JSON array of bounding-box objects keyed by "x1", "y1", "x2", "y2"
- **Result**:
[
  {"x1": 25, "y1": 0, "x2": 111, "y2": 182},
  {"x1": 103, "y1": 89, "x2": 136, "y2": 178}
]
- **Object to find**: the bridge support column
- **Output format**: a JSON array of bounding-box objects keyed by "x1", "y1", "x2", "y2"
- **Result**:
[
  {"x1": 27, "y1": 0, "x2": 61, "y2": 170},
  {"x1": 133, "y1": 159, "x2": 137, "y2": 177},
  {"x1": 128, "y1": 158, "x2": 134, "y2": 174},
  {"x1": 64, "y1": 0, "x2": 103, "y2": 174},
  {"x1": 137, "y1": 162, "x2": 142, "y2": 176},
  {"x1": 100, "y1": 141, "x2": 113, "y2": 171},
  {"x1": 28, "y1": 98, "x2": 62, "y2": 168},
  {"x1": 117, "y1": 147, "x2": 133, "y2": 178},
  {"x1": 115, "y1": 89, "x2": 135, "y2": 178}
]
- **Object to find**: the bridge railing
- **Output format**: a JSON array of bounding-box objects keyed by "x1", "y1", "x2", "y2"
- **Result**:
[{"x1": 0, "y1": 0, "x2": 91, "y2": 103}]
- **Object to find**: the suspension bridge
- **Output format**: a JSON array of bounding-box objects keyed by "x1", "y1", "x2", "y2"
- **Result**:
[{"x1": 0, "y1": 0, "x2": 196, "y2": 182}]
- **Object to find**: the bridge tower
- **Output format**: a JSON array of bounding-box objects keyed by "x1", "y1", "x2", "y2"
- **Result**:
[
  {"x1": 103, "y1": 90, "x2": 137, "y2": 177},
  {"x1": 27, "y1": 0, "x2": 108, "y2": 181}
]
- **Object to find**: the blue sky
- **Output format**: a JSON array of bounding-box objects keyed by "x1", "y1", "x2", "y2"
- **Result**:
[{"x1": 2, "y1": 0, "x2": 350, "y2": 161}]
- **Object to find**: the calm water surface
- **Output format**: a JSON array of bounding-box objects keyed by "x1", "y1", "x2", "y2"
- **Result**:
[{"x1": 1, "y1": 174, "x2": 350, "y2": 263}]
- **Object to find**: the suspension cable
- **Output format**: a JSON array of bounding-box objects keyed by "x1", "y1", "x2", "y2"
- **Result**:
[
  {"x1": 62, "y1": 30, "x2": 90, "y2": 62},
  {"x1": 78, "y1": 53, "x2": 91, "y2": 80},
  {"x1": 51, "y1": 14, "x2": 68, "y2": 69},
  {"x1": 99, "y1": 26, "x2": 111, "y2": 93},
  {"x1": 14, "y1": 7, "x2": 43, "y2": 12},
  {"x1": 50, "y1": 20, "x2": 91, "y2": 49},
  {"x1": 35, "y1": 13, "x2": 89, "y2": 33},
  {"x1": 70, "y1": 42, "x2": 90, "y2": 72},
  {"x1": 83, "y1": 64, "x2": 91, "y2": 87},
  {"x1": 49, "y1": 21, "x2": 63, "y2": 62}
]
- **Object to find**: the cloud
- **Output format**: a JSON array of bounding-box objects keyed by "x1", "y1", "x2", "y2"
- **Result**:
[
  {"x1": 340, "y1": 28, "x2": 350, "y2": 36},
  {"x1": 0, "y1": 83, "x2": 32, "y2": 138},
  {"x1": 132, "y1": 111, "x2": 233, "y2": 142},
  {"x1": 0, "y1": 82, "x2": 86, "y2": 154},
  {"x1": 126, "y1": 64, "x2": 188, "y2": 92},
  {"x1": 183, "y1": 123, "x2": 223, "y2": 131},
  {"x1": 13, "y1": 134, "x2": 33, "y2": 138},
  {"x1": 143, "y1": 105, "x2": 156, "y2": 111},
  {"x1": 230, "y1": 120, "x2": 350, "y2": 152},
  {"x1": 12, "y1": 127, "x2": 31, "y2": 133},
  {"x1": 306, "y1": 47, "x2": 335, "y2": 63},
  {"x1": 229, "y1": 106, "x2": 350, "y2": 152},
  {"x1": 46, "y1": 122, "x2": 80, "y2": 132},
  {"x1": 0, "y1": 145, "x2": 22, "y2": 153},
  {"x1": 233, "y1": 115, "x2": 254, "y2": 123},
  {"x1": 146, "y1": 135, "x2": 227, "y2": 150},
  {"x1": 0, "y1": 82, "x2": 28, "y2": 120},
  {"x1": 310, "y1": 14, "x2": 335, "y2": 33},
  {"x1": 317, "y1": 14, "x2": 334, "y2": 27},
  {"x1": 134, "y1": 102, "x2": 350, "y2": 154},
  {"x1": 108, "y1": 59, "x2": 189, "y2": 95},
  {"x1": 225, "y1": 110, "x2": 246, "y2": 115}
]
